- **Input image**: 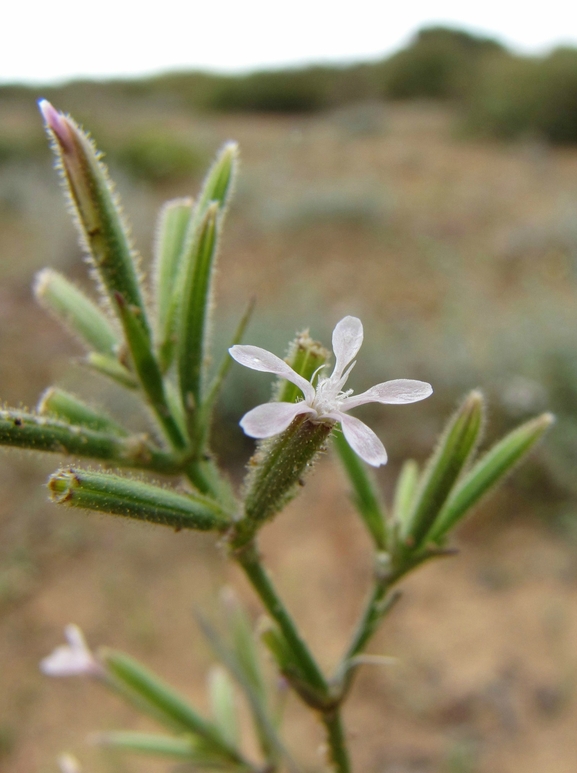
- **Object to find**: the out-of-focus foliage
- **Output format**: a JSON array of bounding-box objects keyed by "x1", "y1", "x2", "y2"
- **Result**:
[
  {"x1": 379, "y1": 26, "x2": 505, "y2": 100},
  {"x1": 463, "y1": 48, "x2": 577, "y2": 143},
  {"x1": 3, "y1": 25, "x2": 577, "y2": 143},
  {"x1": 110, "y1": 131, "x2": 205, "y2": 183}
]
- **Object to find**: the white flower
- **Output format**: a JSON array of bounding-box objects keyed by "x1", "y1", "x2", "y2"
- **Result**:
[
  {"x1": 40, "y1": 624, "x2": 103, "y2": 678},
  {"x1": 229, "y1": 316, "x2": 432, "y2": 467}
]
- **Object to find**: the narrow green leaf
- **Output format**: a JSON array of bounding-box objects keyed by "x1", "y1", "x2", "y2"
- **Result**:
[
  {"x1": 96, "y1": 732, "x2": 199, "y2": 759},
  {"x1": 225, "y1": 591, "x2": 267, "y2": 703},
  {"x1": 209, "y1": 666, "x2": 240, "y2": 749},
  {"x1": 392, "y1": 459, "x2": 419, "y2": 528},
  {"x1": 49, "y1": 468, "x2": 230, "y2": 531},
  {"x1": 197, "y1": 612, "x2": 289, "y2": 768},
  {"x1": 333, "y1": 429, "x2": 387, "y2": 550},
  {"x1": 39, "y1": 102, "x2": 150, "y2": 335},
  {"x1": 0, "y1": 409, "x2": 177, "y2": 472},
  {"x1": 427, "y1": 412, "x2": 555, "y2": 543},
  {"x1": 194, "y1": 141, "x2": 238, "y2": 217},
  {"x1": 153, "y1": 197, "x2": 194, "y2": 371},
  {"x1": 164, "y1": 143, "x2": 238, "y2": 386},
  {"x1": 84, "y1": 352, "x2": 138, "y2": 390},
  {"x1": 178, "y1": 203, "x2": 220, "y2": 433},
  {"x1": 34, "y1": 269, "x2": 119, "y2": 355},
  {"x1": 100, "y1": 650, "x2": 248, "y2": 767},
  {"x1": 115, "y1": 293, "x2": 186, "y2": 451},
  {"x1": 38, "y1": 387, "x2": 128, "y2": 436},
  {"x1": 403, "y1": 390, "x2": 485, "y2": 548}
]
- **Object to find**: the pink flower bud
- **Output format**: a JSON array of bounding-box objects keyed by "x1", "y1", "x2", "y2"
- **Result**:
[{"x1": 38, "y1": 100, "x2": 75, "y2": 154}]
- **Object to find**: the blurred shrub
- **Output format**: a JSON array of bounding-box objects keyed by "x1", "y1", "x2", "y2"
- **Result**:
[
  {"x1": 208, "y1": 67, "x2": 334, "y2": 113},
  {"x1": 110, "y1": 131, "x2": 205, "y2": 184},
  {"x1": 464, "y1": 48, "x2": 577, "y2": 143},
  {"x1": 381, "y1": 26, "x2": 504, "y2": 100},
  {"x1": 0, "y1": 134, "x2": 46, "y2": 166}
]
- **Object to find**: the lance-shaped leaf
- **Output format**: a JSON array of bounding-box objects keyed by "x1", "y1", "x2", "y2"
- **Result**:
[
  {"x1": 177, "y1": 203, "x2": 220, "y2": 433},
  {"x1": 153, "y1": 197, "x2": 194, "y2": 371},
  {"x1": 39, "y1": 102, "x2": 150, "y2": 336},
  {"x1": 34, "y1": 269, "x2": 119, "y2": 356},
  {"x1": 209, "y1": 666, "x2": 240, "y2": 750},
  {"x1": 96, "y1": 731, "x2": 253, "y2": 770},
  {"x1": 49, "y1": 468, "x2": 230, "y2": 531},
  {"x1": 392, "y1": 459, "x2": 419, "y2": 529},
  {"x1": 38, "y1": 387, "x2": 128, "y2": 436},
  {"x1": 161, "y1": 143, "x2": 238, "y2": 372},
  {"x1": 115, "y1": 292, "x2": 186, "y2": 451},
  {"x1": 99, "y1": 649, "x2": 247, "y2": 767},
  {"x1": 427, "y1": 412, "x2": 554, "y2": 543},
  {"x1": 85, "y1": 352, "x2": 138, "y2": 390},
  {"x1": 193, "y1": 141, "x2": 238, "y2": 220},
  {"x1": 333, "y1": 429, "x2": 387, "y2": 550},
  {"x1": 0, "y1": 409, "x2": 177, "y2": 472},
  {"x1": 94, "y1": 732, "x2": 199, "y2": 760},
  {"x1": 197, "y1": 612, "x2": 287, "y2": 768},
  {"x1": 403, "y1": 391, "x2": 484, "y2": 548}
]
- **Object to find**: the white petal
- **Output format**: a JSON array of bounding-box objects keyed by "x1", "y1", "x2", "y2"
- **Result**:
[
  {"x1": 338, "y1": 413, "x2": 388, "y2": 467},
  {"x1": 229, "y1": 345, "x2": 315, "y2": 402},
  {"x1": 343, "y1": 379, "x2": 433, "y2": 410},
  {"x1": 40, "y1": 624, "x2": 101, "y2": 678},
  {"x1": 240, "y1": 401, "x2": 314, "y2": 439},
  {"x1": 331, "y1": 317, "x2": 364, "y2": 379}
]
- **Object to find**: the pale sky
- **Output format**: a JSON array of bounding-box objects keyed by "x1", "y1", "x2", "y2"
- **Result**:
[{"x1": 2, "y1": 0, "x2": 577, "y2": 85}]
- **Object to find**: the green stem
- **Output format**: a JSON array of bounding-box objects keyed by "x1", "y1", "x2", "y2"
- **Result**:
[
  {"x1": 236, "y1": 542, "x2": 329, "y2": 702},
  {"x1": 342, "y1": 581, "x2": 389, "y2": 665},
  {"x1": 321, "y1": 711, "x2": 351, "y2": 773}
]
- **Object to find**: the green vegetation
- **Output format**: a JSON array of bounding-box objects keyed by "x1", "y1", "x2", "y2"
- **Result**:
[{"x1": 2, "y1": 25, "x2": 577, "y2": 142}]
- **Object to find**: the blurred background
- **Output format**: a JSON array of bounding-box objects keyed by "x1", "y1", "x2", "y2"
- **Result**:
[{"x1": 2, "y1": 5, "x2": 577, "y2": 772}]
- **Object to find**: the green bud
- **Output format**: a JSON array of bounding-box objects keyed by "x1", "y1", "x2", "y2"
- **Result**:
[
  {"x1": 153, "y1": 197, "x2": 194, "y2": 371},
  {"x1": 194, "y1": 141, "x2": 238, "y2": 217},
  {"x1": 276, "y1": 330, "x2": 329, "y2": 403},
  {"x1": 392, "y1": 459, "x2": 419, "y2": 529},
  {"x1": 49, "y1": 468, "x2": 229, "y2": 531},
  {"x1": 38, "y1": 387, "x2": 128, "y2": 436},
  {"x1": 177, "y1": 202, "x2": 220, "y2": 432},
  {"x1": 84, "y1": 352, "x2": 138, "y2": 390},
  {"x1": 234, "y1": 416, "x2": 332, "y2": 547},
  {"x1": 403, "y1": 391, "x2": 484, "y2": 548},
  {"x1": 427, "y1": 412, "x2": 554, "y2": 543},
  {"x1": 164, "y1": 143, "x2": 239, "y2": 379},
  {"x1": 39, "y1": 101, "x2": 149, "y2": 335},
  {"x1": 34, "y1": 269, "x2": 119, "y2": 356},
  {"x1": 0, "y1": 409, "x2": 176, "y2": 472}
]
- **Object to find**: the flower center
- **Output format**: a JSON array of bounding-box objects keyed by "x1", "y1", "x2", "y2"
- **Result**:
[{"x1": 312, "y1": 377, "x2": 352, "y2": 416}]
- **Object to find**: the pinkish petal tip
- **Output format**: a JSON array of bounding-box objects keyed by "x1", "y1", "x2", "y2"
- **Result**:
[{"x1": 38, "y1": 99, "x2": 74, "y2": 152}]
